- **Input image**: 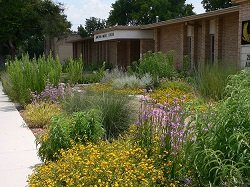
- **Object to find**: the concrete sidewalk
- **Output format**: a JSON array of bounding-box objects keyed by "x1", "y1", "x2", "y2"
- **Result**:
[{"x1": 0, "y1": 83, "x2": 41, "y2": 187}]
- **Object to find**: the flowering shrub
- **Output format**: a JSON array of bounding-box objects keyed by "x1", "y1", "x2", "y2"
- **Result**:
[
  {"x1": 133, "y1": 95, "x2": 193, "y2": 185},
  {"x1": 149, "y1": 81, "x2": 194, "y2": 105},
  {"x1": 32, "y1": 83, "x2": 71, "y2": 103},
  {"x1": 22, "y1": 102, "x2": 61, "y2": 128},
  {"x1": 86, "y1": 83, "x2": 144, "y2": 95},
  {"x1": 29, "y1": 140, "x2": 166, "y2": 186}
]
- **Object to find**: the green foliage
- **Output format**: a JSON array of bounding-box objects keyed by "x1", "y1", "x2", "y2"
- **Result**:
[
  {"x1": 0, "y1": 0, "x2": 71, "y2": 57},
  {"x1": 70, "y1": 110, "x2": 105, "y2": 144},
  {"x1": 77, "y1": 17, "x2": 106, "y2": 37},
  {"x1": 135, "y1": 51, "x2": 176, "y2": 80},
  {"x1": 62, "y1": 92, "x2": 134, "y2": 140},
  {"x1": 23, "y1": 102, "x2": 62, "y2": 128},
  {"x1": 1, "y1": 54, "x2": 62, "y2": 105},
  {"x1": 77, "y1": 24, "x2": 88, "y2": 38},
  {"x1": 82, "y1": 63, "x2": 107, "y2": 83},
  {"x1": 194, "y1": 64, "x2": 237, "y2": 100},
  {"x1": 180, "y1": 55, "x2": 191, "y2": 77},
  {"x1": 186, "y1": 69, "x2": 250, "y2": 186},
  {"x1": 37, "y1": 110, "x2": 104, "y2": 161},
  {"x1": 37, "y1": 115, "x2": 71, "y2": 161},
  {"x1": 202, "y1": 0, "x2": 232, "y2": 12},
  {"x1": 65, "y1": 58, "x2": 83, "y2": 85},
  {"x1": 108, "y1": 0, "x2": 194, "y2": 26}
]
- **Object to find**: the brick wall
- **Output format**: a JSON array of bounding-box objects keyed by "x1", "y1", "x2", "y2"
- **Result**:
[
  {"x1": 221, "y1": 12, "x2": 239, "y2": 63},
  {"x1": 140, "y1": 39, "x2": 155, "y2": 56},
  {"x1": 158, "y1": 24, "x2": 184, "y2": 65}
]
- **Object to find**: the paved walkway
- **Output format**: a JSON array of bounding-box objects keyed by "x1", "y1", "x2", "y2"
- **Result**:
[{"x1": 0, "y1": 83, "x2": 41, "y2": 187}]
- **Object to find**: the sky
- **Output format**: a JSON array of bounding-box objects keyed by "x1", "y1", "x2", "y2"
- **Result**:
[{"x1": 53, "y1": 0, "x2": 205, "y2": 31}]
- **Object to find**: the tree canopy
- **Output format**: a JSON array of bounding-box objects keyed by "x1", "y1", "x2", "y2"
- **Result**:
[
  {"x1": 107, "y1": 0, "x2": 194, "y2": 26},
  {"x1": 202, "y1": 0, "x2": 232, "y2": 12},
  {"x1": 0, "y1": 0, "x2": 71, "y2": 58},
  {"x1": 78, "y1": 17, "x2": 106, "y2": 37}
]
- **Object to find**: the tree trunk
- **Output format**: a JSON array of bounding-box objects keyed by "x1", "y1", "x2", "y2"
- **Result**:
[{"x1": 8, "y1": 39, "x2": 17, "y2": 59}]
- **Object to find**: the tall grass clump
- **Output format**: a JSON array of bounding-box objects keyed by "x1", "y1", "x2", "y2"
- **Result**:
[
  {"x1": 1, "y1": 54, "x2": 62, "y2": 105},
  {"x1": 134, "y1": 51, "x2": 176, "y2": 80},
  {"x1": 185, "y1": 68, "x2": 250, "y2": 186},
  {"x1": 62, "y1": 92, "x2": 134, "y2": 139},
  {"x1": 194, "y1": 63, "x2": 237, "y2": 100},
  {"x1": 65, "y1": 58, "x2": 83, "y2": 84}
]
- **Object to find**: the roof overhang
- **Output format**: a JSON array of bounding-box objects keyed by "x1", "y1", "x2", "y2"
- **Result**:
[
  {"x1": 94, "y1": 29, "x2": 154, "y2": 42},
  {"x1": 232, "y1": 0, "x2": 250, "y2": 4},
  {"x1": 141, "y1": 6, "x2": 239, "y2": 29}
]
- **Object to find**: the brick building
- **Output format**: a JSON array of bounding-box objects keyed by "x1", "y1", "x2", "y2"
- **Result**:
[{"x1": 68, "y1": 0, "x2": 250, "y2": 69}]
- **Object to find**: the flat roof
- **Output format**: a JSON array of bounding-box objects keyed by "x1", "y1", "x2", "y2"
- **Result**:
[
  {"x1": 141, "y1": 6, "x2": 239, "y2": 29},
  {"x1": 65, "y1": 35, "x2": 93, "y2": 43}
]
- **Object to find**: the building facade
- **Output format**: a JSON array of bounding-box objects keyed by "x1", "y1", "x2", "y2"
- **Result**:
[{"x1": 68, "y1": 0, "x2": 250, "y2": 69}]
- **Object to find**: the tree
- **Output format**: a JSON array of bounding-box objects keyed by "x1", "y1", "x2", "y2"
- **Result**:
[
  {"x1": 107, "y1": 0, "x2": 194, "y2": 26},
  {"x1": 77, "y1": 25, "x2": 88, "y2": 38},
  {"x1": 0, "y1": 0, "x2": 71, "y2": 58},
  {"x1": 202, "y1": 0, "x2": 232, "y2": 12},
  {"x1": 78, "y1": 17, "x2": 106, "y2": 37}
]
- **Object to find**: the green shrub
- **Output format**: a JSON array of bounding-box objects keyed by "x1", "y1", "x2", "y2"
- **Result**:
[
  {"x1": 65, "y1": 58, "x2": 83, "y2": 84},
  {"x1": 22, "y1": 102, "x2": 62, "y2": 128},
  {"x1": 62, "y1": 92, "x2": 134, "y2": 140},
  {"x1": 70, "y1": 110, "x2": 104, "y2": 143},
  {"x1": 82, "y1": 63, "x2": 106, "y2": 83},
  {"x1": 37, "y1": 110, "x2": 104, "y2": 161},
  {"x1": 1, "y1": 54, "x2": 62, "y2": 105},
  {"x1": 135, "y1": 51, "x2": 176, "y2": 79},
  {"x1": 186, "y1": 69, "x2": 250, "y2": 186},
  {"x1": 194, "y1": 64, "x2": 237, "y2": 100},
  {"x1": 37, "y1": 115, "x2": 71, "y2": 161}
]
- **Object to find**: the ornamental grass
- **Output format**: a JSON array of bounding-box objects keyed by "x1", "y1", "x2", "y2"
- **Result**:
[{"x1": 29, "y1": 140, "x2": 166, "y2": 187}]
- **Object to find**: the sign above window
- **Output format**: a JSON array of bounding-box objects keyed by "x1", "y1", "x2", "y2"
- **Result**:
[{"x1": 241, "y1": 20, "x2": 250, "y2": 45}]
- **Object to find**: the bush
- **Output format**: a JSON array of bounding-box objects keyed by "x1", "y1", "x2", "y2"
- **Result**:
[
  {"x1": 22, "y1": 102, "x2": 62, "y2": 128},
  {"x1": 62, "y1": 92, "x2": 134, "y2": 140},
  {"x1": 186, "y1": 69, "x2": 250, "y2": 186},
  {"x1": 37, "y1": 110, "x2": 104, "y2": 161},
  {"x1": 112, "y1": 73, "x2": 153, "y2": 89},
  {"x1": 135, "y1": 51, "x2": 176, "y2": 79},
  {"x1": 101, "y1": 67, "x2": 125, "y2": 83},
  {"x1": 29, "y1": 140, "x2": 165, "y2": 186},
  {"x1": 1, "y1": 54, "x2": 62, "y2": 105},
  {"x1": 37, "y1": 115, "x2": 71, "y2": 161},
  {"x1": 70, "y1": 110, "x2": 105, "y2": 144},
  {"x1": 133, "y1": 95, "x2": 193, "y2": 185},
  {"x1": 32, "y1": 83, "x2": 71, "y2": 103},
  {"x1": 65, "y1": 58, "x2": 83, "y2": 84},
  {"x1": 194, "y1": 64, "x2": 237, "y2": 100}
]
